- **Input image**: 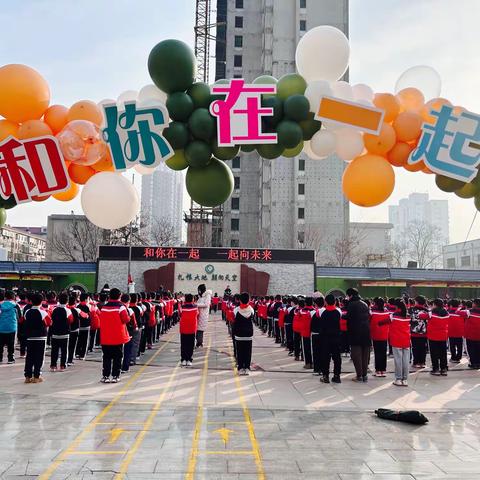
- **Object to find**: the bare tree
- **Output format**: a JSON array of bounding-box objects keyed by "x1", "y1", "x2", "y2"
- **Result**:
[
  {"x1": 391, "y1": 241, "x2": 409, "y2": 268},
  {"x1": 406, "y1": 221, "x2": 442, "y2": 268},
  {"x1": 104, "y1": 218, "x2": 147, "y2": 246},
  {"x1": 150, "y1": 217, "x2": 179, "y2": 246},
  {"x1": 332, "y1": 226, "x2": 368, "y2": 267}
]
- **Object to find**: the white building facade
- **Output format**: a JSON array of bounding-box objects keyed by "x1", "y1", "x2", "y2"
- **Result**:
[
  {"x1": 216, "y1": 0, "x2": 349, "y2": 262},
  {"x1": 0, "y1": 226, "x2": 46, "y2": 261},
  {"x1": 443, "y1": 239, "x2": 480, "y2": 270}
]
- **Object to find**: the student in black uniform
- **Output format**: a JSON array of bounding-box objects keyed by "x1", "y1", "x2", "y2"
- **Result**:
[
  {"x1": 76, "y1": 293, "x2": 91, "y2": 360},
  {"x1": 67, "y1": 295, "x2": 80, "y2": 366},
  {"x1": 50, "y1": 293, "x2": 73, "y2": 371},
  {"x1": 319, "y1": 294, "x2": 342, "y2": 384},
  {"x1": 233, "y1": 292, "x2": 255, "y2": 376},
  {"x1": 310, "y1": 296, "x2": 325, "y2": 376}
]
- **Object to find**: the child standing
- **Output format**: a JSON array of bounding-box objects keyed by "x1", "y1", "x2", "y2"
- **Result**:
[
  {"x1": 390, "y1": 298, "x2": 411, "y2": 387},
  {"x1": 370, "y1": 297, "x2": 391, "y2": 377},
  {"x1": 233, "y1": 292, "x2": 254, "y2": 375},
  {"x1": 50, "y1": 293, "x2": 73, "y2": 371},
  {"x1": 0, "y1": 290, "x2": 19, "y2": 364},
  {"x1": 180, "y1": 294, "x2": 198, "y2": 367}
]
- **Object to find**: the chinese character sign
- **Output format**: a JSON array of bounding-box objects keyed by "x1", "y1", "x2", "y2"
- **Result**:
[
  {"x1": 409, "y1": 105, "x2": 480, "y2": 182},
  {"x1": 0, "y1": 136, "x2": 70, "y2": 203},
  {"x1": 102, "y1": 101, "x2": 174, "y2": 171},
  {"x1": 210, "y1": 79, "x2": 278, "y2": 147}
]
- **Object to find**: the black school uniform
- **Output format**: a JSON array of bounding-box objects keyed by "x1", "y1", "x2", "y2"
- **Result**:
[
  {"x1": 24, "y1": 307, "x2": 51, "y2": 379},
  {"x1": 232, "y1": 305, "x2": 254, "y2": 370},
  {"x1": 50, "y1": 305, "x2": 73, "y2": 368}
]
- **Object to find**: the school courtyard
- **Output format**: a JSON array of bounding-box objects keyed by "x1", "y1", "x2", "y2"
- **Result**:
[{"x1": 1, "y1": 314, "x2": 480, "y2": 480}]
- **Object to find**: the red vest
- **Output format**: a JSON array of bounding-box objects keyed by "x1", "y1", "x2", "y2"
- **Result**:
[
  {"x1": 448, "y1": 309, "x2": 465, "y2": 338},
  {"x1": 293, "y1": 308, "x2": 302, "y2": 333},
  {"x1": 99, "y1": 302, "x2": 130, "y2": 345},
  {"x1": 278, "y1": 308, "x2": 285, "y2": 328},
  {"x1": 426, "y1": 313, "x2": 449, "y2": 341},
  {"x1": 300, "y1": 306, "x2": 314, "y2": 337},
  {"x1": 370, "y1": 309, "x2": 391, "y2": 341},
  {"x1": 466, "y1": 310, "x2": 480, "y2": 340},
  {"x1": 180, "y1": 304, "x2": 198, "y2": 334},
  {"x1": 389, "y1": 314, "x2": 410, "y2": 348}
]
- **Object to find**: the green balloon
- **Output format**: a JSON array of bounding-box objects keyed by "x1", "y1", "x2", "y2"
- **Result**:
[
  {"x1": 186, "y1": 158, "x2": 234, "y2": 207},
  {"x1": 0, "y1": 208, "x2": 6, "y2": 228},
  {"x1": 0, "y1": 196, "x2": 16, "y2": 210},
  {"x1": 253, "y1": 75, "x2": 277, "y2": 85},
  {"x1": 187, "y1": 82, "x2": 211, "y2": 109},
  {"x1": 257, "y1": 143, "x2": 284, "y2": 159},
  {"x1": 241, "y1": 144, "x2": 257, "y2": 153},
  {"x1": 212, "y1": 140, "x2": 240, "y2": 161},
  {"x1": 166, "y1": 92, "x2": 194, "y2": 121},
  {"x1": 435, "y1": 175, "x2": 465, "y2": 193},
  {"x1": 299, "y1": 113, "x2": 322, "y2": 140},
  {"x1": 188, "y1": 108, "x2": 215, "y2": 140},
  {"x1": 284, "y1": 95, "x2": 310, "y2": 122},
  {"x1": 276, "y1": 120, "x2": 303, "y2": 149},
  {"x1": 165, "y1": 150, "x2": 189, "y2": 171},
  {"x1": 262, "y1": 96, "x2": 283, "y2": 128},
  {"x1": 148, "y1": 39, "x2": 196, "y2": 94},
  {"x1": 163, "y1": 122, "x2": 189, "y2": 149},
  {"x1": 455, "y1": 182, "x2": 479, "y2": 199},
  {"x1": 210, "y1": 79, "x2": 229, "y2": 102},
  {"x1": 185, "y1": 140, "x2": 212, "y2": 167},
  {"x1": 283, "y1": 141, "x2": 304, "y2": 158},
  {"x1": 277, "y1": 73, "x2": 307, "y2": 100}
]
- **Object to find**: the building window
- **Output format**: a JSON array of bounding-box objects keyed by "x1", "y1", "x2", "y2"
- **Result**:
[
  {"x1": 235, "y1": 0, "x2": 244, "y2": 8},
  {"x1": 298, "y1": 183, "x2": 305, "y2": 195},
  {"x1": 234, "y1": 176, "x2": 240, "y2": 189},
  {"x1": 234, "y1": 55, "x2": 243, "y2": 67},
  {"x1": 234, "y1": 73, "x2": 242, "y2": 78},
  {"x1": 231, "y1": 218, "x2": 239, "y2": 231},
  {"x1": 446, "y1": 258, "x2": 456, "y2": 268},
  {"x1": 232, "y1": 156, "x2": 240, "y2": 169},
  {"x1": 461, "y1": 255, "x2": 471, "y2": 267},
  {"x1": 298, "y1": 207, "x2": 305, "y2": 219},
  {"x1": 300, "y1": 20, "x2": 306, "y2": 31},
  {"x1": 300, "y1": 0, "x2": 307, "y2": 8},
  {"x1": 234, "y1": 35, "x2": 243, "y2": 48},
  {"x1": 231, "y1": 239, "x2": 240, "y2": 247},
  {"x1": 231, "y1": 197, "x2": 240, "y2": 210},
  {"x1": 298, "y1": 231, "x2": 305, "y2": 243},
  {"x1": 235, "y1": 16, "x2": 243, "y2": 28},
  {"x1": 299, "y1": 159, "x2": 305, "y2": 171}
]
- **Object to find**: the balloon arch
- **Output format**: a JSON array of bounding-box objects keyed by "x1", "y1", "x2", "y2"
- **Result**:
[{"x1": 0, "y1": 26, "x2": 476, "y2": 230}]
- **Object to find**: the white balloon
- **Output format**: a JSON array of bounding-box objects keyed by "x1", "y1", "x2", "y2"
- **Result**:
[
  {"x1": 81, "y1": 172, "x2": 140, "y2": 230},
  {"x1": 331, "y1": 80, "x2": 354, "y2": 101},
  {"x1": 395, "y1": 65, "x2": 441, "y2": 100},
  {"x1": 352, "y1": 83, "x2": 374, "y2": 102},
  {"x1": 303, "y1": 140, "x2": 324, "y2": 160},
  {"x1": 138, "y1": 84, "x2": 167, "y2": 105},
  {"x1": 295, "y1": 25, "x2": 350, "y2": 82},
  {"x1": 134, "y1": 164, "x2": 156, "y2": 175},
  {"x1": 310, "y1": 130, "x2": 337, "y2": 158},
  {"x1": 117, "y1": 90, "x2": 138, "y2": 105},
  {"x1": 334, "y1": 128, "x2": 364, "y2": 161},
  {"x1": 304, "y1": 80, "x2": 333, "y2": 113},
  {"x1": 97, "y1": 98, "x2": 116, "y2": 107}
]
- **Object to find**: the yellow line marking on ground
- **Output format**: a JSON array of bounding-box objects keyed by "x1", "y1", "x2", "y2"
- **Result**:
[
  {"x1": 228, "y1": 343, "x2": 266, "y2": 480},
  {"x1": 39, "y1": 332, "x2": 176, "y2": 480},
  {"x1": 212, "y1": 427, "x2": 234, "y2": 446},
  {"x1": 113, "y1": 361, "x2": 181, "y2": 479},
  {"x1": 108, "y1": 428, "x2": 126, "y2": 444},
  {"x1": 70, "y1": 451, "x2": 126, "y2": 455},
  {"x1": 207, "y1": 421, "x2": 246, "y2": 425},
  {"x1": 185, "y1": 338, "x2": 212, "y2": 480},
  {"x1": 96, "y1": 422, "x2": 144, "y2": 425},
  {"x1": 201, "y1": 450, "x2": 254, "y2": 455}
]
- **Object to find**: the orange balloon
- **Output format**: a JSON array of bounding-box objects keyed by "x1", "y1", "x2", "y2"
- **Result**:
[
  {"x1": 0, "y1": 64, "x2": 50, "y2": 123},
  {"x1": 0, "y1": 119, "x2": 20, "y2": 141},
  {"x1": 387, "y1": 142, "x2": 414, "y2": 167},
  {"x1": 68, "y1": 163, "x2": 96, "y2": 185},
  {"x1": 396, "y1": 87, "x2": 425, "y2": 112},
  {"x1": 404, "y1": 160, "x2": 425, "y2": 172},
  {"x1": 422, "y1": 166, "x2": 434, "y2": 174},
  {"x1": 92, "y1": 150, "x2": 115, "y2": 172},
  {"x1": 373, "y1": 93, "x2": 401, "y2": 123},
  {"x1": 18, "y1": 120, "x2": 52, "y2": 139},
  {"x1": 421, "y1": 97, "x2": 452, "y2": 123},
  {"x1": 53, "y1": 182, "x2": 79, "y2": 201},
  {"x1": 32, "y1": 194, "x2": 50, "y2": 202},
  {"x1": 44, "y1": 105, "x2": 69, "y2": 134},
  {"x1": 364, "y1": 122, "x2": 396, "y2": 155},
  {"x1": 342, "y1": 154, "x2": 395, "y2": 207},
  {"x1": 393, "y1": 112, "x2": 423, "y2": 142},
  {"x1": 68, "y1": 100, "x2": 103, "y2": 126}
]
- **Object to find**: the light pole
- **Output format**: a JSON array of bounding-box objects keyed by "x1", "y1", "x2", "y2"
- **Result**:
[{"x1": 127, "y1": 173, "x2": 135, "y2": 291}]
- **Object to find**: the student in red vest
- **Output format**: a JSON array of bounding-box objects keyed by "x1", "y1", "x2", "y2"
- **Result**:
[
  {"x1": 339, "y1": 298, "x2": 349, "y2": 357},
  {"x1": 370, "y1": 297, "x2": 391, "y2": 378},
  {"x1": 293, "y1": 298, "x2": 304, "y2": 361},
  {"x1": 180, "y1": 293, "x2": 198, "y2": 367},
  {"x1": 278, "y1": 297, "x2": 287, "y2": 347},
  {"x1": 50, "y1": 293, "x2": 73, "y2": 372},
  {"x1": 465, "y1": 299, "x2": 480, "y2": 369},
  {"x1": 301, "y1": 298, "x2": 315, "y2": 369},
  {"x1": 420, "y1": 298, "x2": 450, "y2": 376},
  {"x1": 390, "y1": 298, "x2": 411, "y2": 387},
  {"x1": 409, "y1": 295, "x2": 429, "y2": 368},
  {"x1": 447, "y1": 299, "x2": 464, "y2": 363},
  {"x1": 120, "y1": 293, "x2": 138, "y2": 373},
  {"x1": 99, "y1": 288, "x2": 130, "y2": 383}
]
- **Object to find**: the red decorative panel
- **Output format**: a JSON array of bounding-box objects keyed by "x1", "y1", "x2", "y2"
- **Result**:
[
  {"x1": 144, "y1": 262, "x2": 175, "y2": 292},
  {"x1": 240, "y1": 264, "x2": 269, "y2": 296}
]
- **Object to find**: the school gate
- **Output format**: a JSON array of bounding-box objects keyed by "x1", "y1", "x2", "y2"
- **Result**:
[{"x1": 97, "y1": 246, "x2": 315, "y2": 295}]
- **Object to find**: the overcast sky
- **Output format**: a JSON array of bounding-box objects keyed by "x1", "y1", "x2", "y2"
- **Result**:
[{"x1": 2, "y1": 0, "x2": 479, "y2": 244}]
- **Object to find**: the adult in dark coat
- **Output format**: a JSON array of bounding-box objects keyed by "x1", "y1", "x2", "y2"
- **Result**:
[{"x1": 344, "y1": 288, "x2": 371, "y2": 382}]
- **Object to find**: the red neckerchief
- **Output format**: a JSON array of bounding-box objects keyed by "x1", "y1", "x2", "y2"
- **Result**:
[{"x1": 325, "y1": 304, "x2": 337, "y2": 311}]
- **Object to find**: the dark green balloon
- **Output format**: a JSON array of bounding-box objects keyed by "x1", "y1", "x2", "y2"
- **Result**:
[
  {"x1": 188, "y1": 108, "x2": 215, "y2": 141},
  {"x1": 262, "y1": 96, "x2": 284, "y2": 128},
  {"x1": 0, "y1": 196, "x2": 16, "y2": 210},
  {"x1": 299, "y1": 113, "x2": 322, "y2": 140},
  {"x1": 165, "y1": 150, "x2": 189, "y2": 171},
  {"x1": 0, "y1": 208, "x2": 6, "y2": 228},
  {"x1": 277, "y1": 73, "x2": 307, "y2": 100},
  {"x1": 241, "y1": 144, "x2": 257, "y2": 153},
  {"x1": 276, "y1": 120, "x2": 303, "y2": 149},
  {"x1": 210, "y1": 79, "x2": 229, "y2": 102},
  {"x1": 435, "y1": 175, "x2": 465, "y2": 193},
  {"x1": 187, "y1": 82, "x2": 211, "y2": 109},
  {"x1": 253, "y1": 75, "x2": 277, "y2": 85},
  {"x1": 455, "y1": 182, "x2": 479, "y2": 199},
  {"x1": 148, "y1": 39, "x2": 196, "y2": 94},
  {"x1": 283, "y1": 141, "x2": 304, "y2": 158},
  {"x1": 166, "y1": 92, "x2": 194, "y2": 121},
  {"x1": 257, "y1": 143, "x2": 284, "y2": 159},
  {"x1": 186, "y1": 158, "x2": 234, "y2": 207},
  {"x1": 163, "y1": 122, "x2": 189, "y2": 149},
  {"x1": 212, "y1": 140, "x2": 240, "y2": 161},
  {"x1": 185, "y1": 140, "x2": 212, "y2": 167},
  {"x1": 284, "y1": 95, "x2": 310, "y2": 122}
]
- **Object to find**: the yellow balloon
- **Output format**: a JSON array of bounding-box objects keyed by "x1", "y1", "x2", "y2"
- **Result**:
[
  {"x1": 342, "y1": 154, "x2": 395, "y2": 207},
  {"x1": 53, "y1": 182, "x2": 79, "y2": 201},
  {"x1": 0, "y1": 64, "x2": 50, "y2": 123}
]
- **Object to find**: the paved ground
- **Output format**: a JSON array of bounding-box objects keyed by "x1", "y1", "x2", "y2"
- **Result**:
[{"x1": 1, "y1": 314, "x2": 480, "y2": 479}]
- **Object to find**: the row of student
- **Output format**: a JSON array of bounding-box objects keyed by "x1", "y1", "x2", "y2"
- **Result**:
[{"x1": 225, "y1": 289, "x2": 480, "y2": 386}]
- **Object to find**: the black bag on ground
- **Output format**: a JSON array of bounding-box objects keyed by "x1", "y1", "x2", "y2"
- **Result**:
[{"x1": 375, "y1": 408, "x2": 429, "y2": 425}]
